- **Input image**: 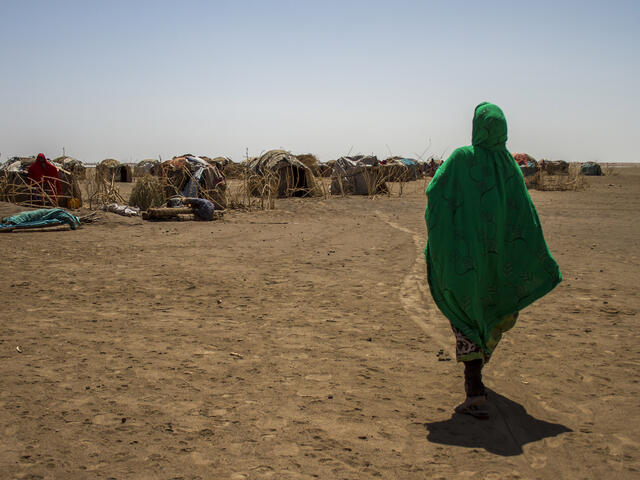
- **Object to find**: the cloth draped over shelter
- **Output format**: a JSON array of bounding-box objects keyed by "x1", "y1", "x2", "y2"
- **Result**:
[
  {"x1": 1, "y1": 156, "x2": 83, "y2": 208},
  {"x1": 329, "y1": 156, "x2": 388, "y2": 195},
  {"x1": 513, "y1": 153, "x2": 538, "y2": 177},
  {"x1": 161, "y1": 155, "x2": 227, "y2": 209},
  {"x1": 381, "y1": 157, "x2": 419, "y2": 181}
]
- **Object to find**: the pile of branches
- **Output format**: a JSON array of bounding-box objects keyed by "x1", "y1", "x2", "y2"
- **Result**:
[
  {"x1": 129, "y1": 175, "x2": 165, "y2": 210},
  {"x1": 84, "y1": 169, "x2": 126, "y2": 208}
]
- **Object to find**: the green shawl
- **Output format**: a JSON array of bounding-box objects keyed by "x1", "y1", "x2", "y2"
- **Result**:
[{"x1": 425, "y1": 102, "x2": 561, "y2": 353}]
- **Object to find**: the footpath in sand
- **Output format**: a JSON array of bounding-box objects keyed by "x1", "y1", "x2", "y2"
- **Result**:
[{"x1": 1, "y1": 171, "x2": 639, "y2": 479}]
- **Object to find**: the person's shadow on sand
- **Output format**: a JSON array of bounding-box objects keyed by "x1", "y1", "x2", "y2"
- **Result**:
[{"x1": 425, "y1": 390, "x2": 572, "y2": 456}]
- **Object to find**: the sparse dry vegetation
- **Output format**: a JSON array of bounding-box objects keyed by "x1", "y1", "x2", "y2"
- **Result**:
[
  {"x1": 129, "y1": 175, "x2": 165, "y2": 211},
  {"x1": 84, "y1": 168, "x2": 126, "y2": 208}
]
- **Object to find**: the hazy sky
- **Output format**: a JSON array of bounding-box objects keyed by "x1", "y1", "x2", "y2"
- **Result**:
[{"x1": 1, "y1": 0, "x2": 638, "y2": 163}]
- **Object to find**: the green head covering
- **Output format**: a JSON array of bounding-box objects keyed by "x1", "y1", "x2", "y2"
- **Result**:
[
  {"x1": 472, "y1": 102, "x2": 508, "y2": 150},
  {"x1": 425, "y1": 102, "x2": 561, "y2": 353}
]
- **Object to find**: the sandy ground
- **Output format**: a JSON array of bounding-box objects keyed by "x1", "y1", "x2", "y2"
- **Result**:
[{"x1": 1, "y1": 168, "x2": 639, "y2": 479}]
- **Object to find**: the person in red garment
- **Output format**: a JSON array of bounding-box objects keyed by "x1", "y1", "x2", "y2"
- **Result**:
[{"x1": 28, "y1": 153, "x2": 61, "y2": 205}]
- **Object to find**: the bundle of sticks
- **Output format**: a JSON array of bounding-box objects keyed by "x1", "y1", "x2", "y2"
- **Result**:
[
  {"x1": 141, "y1": 206, "x2": 224, "y2": 221},
  {"x1": 142, "y1": 206, "x2": 194, "y2": 221}
]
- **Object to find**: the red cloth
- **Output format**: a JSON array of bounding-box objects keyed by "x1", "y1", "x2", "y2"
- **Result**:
[
  {"x1": 512, "y1": 153, "x2": 529, "y2": 166},
  {"x1": 28, "y1": 153, "x2": 61, "y2": 204}
]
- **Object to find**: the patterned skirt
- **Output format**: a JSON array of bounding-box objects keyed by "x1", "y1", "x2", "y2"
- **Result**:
[{"x1": 452, "y1": 312, "x2": 519, "y2": 363}]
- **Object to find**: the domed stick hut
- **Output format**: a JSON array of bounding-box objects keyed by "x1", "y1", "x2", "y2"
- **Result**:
[
  {"x1": 53, "y1": 156, "x2": 87, "y2": 180},
  {"x1": 245, "y1": 150, "x2": 321, "y2": 198},
  {"x1": 134, "y1": 159, "x2": 161, "y2": 177},
  {"x1": 160, "y1": 155, "x2": 227, "y2": 209},
  {"x1": 380, "y1": 157, "x2": 419, "y2": 182},
  {"x1": 329, "y1": 156, "x2": 388, "y2": 196},
  {"x1": 96, "y1": 159, "x2": 133, "y2": 183}
]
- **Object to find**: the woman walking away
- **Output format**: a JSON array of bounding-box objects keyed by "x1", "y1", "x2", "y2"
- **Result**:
[{"x1": 424, "y1": 102, "x2": 561, "y2": 419}]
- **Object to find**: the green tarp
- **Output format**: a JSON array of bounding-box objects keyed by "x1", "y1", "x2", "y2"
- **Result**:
[{"x1": 1, "y1": 208, "x2": 80, "y2": 231}]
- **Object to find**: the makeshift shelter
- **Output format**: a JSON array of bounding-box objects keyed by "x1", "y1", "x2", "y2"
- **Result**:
[
  {"x1": 0, "y1": 156, "x2": 35, "y2": 172},
  {"x1": 0, "y1": 156, "x2": 83, "y2": 208},
  {"x1": 97, "y1": 159, "x2": 133, "y2": 182},
  {"x1": 160, "y1": 155, "x2": 227, "y2": 209},
  {"x1": 539, "y1": 159, "x2": 569, "y2": 175},
  {"x1": 317, "y1": 161, "x2": 333, "y2": 177},
  {"x1": 296, "y1": 154, "x2": 320, "y2": 176},
  {"x1": 245, "y1": 150, "x2": 320, "y2": 198},
  {"x1": 134, "y1": 159, "x2": 161, "y2": 177},
  {"x1": 381, "y1": 157, "x2": 419, "y2": 181},
  {"x1": 53, "y1": 156, "x2": 86, "y2": 180},
  {"x1": 221, "y1": 160, "x2": 244, "y2": 179},
  {"x1": 203, "y1": 156, "x2": 232, "y2": 170},
  {"x1": 513, "y1": 153, "x2": 538, "y2": 177},
  {"x1": 580, "y1": 162, "x2": 603, "y2": 176},
  {"x1": 329, "y1": 156, "x2": 388, "y2": 195}
]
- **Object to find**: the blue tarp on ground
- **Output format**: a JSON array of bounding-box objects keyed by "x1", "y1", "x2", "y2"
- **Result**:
[{"x1": 0, "y1": 208, "x2": 81, "y2": 231}]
